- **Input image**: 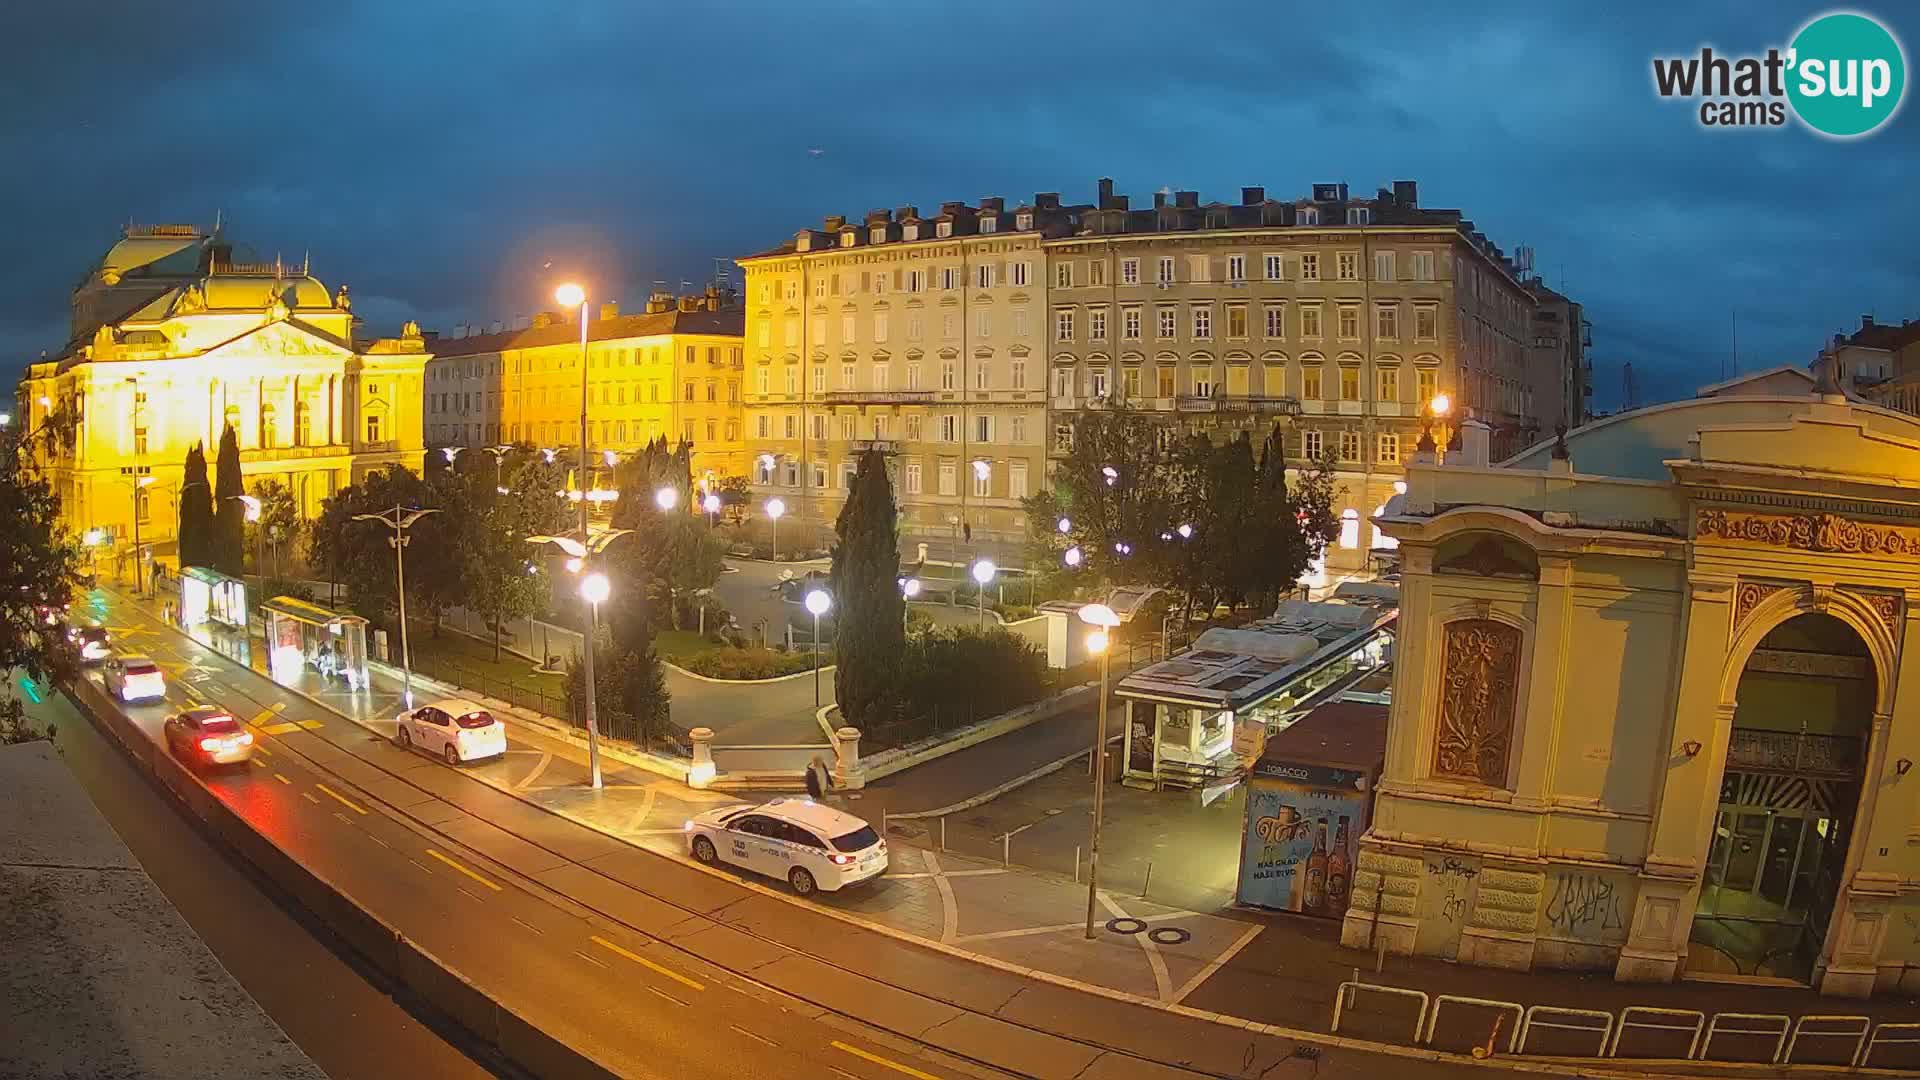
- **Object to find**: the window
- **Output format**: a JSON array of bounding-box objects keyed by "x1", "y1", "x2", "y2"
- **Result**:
[
  {"x1": 1189, "y1": 366, "x2": 1214, "y2": 398},
  {"x1": 941, "y1": 362, "x2": 956, "y2": 390},
  {"x1": 1120, "y1": 258, "x2": 1139, "y2": 285},
  {"x1": 1056, "y1": 310, "x2": 1075, "y2": 342},
  {"x1": 785, "y1": 281, "x2": 800, "y2": 301},
  {"x1": 365, "y1": 413, "x2": 383, "y2": 442},
  {"x1": 1417, "y1": 368, "x2": 1438, "y2": 404},
  {"x1": 975, "y1": 264, "x2": 994, "y2": 289},
  {"x1": 1300, "y1": 253, "x2": 1320, "y2": 281},
  {"x1": 1377, "y1": 432, "x2": 1400, "y2": 464},
  {"x1": 783, "y1": 461, "x2": 800, "y2": 486},
  {"x1": 841, "y1": 462, "x2": 857, "y2": 490},
  {"x1": 974, "y1": 414, "x2": 994, "y2": 443},
  {"x1": 1011, "y1": 309, "x2": 1029, "y2": 338},
  {"x1": 1339, "y1": 430, "x2": 1361, "y2": 462},
  {"x1": 1122, "y1": 367, "x2": 1141, "y2": 400},
  {"x1": 811, "y1": 461, "x2": 826, "y2": 488},
  {"x1": 1298, "y1": 206, "x2": 1321, "y2": 226},
  {"x1": 1227, "y1": 305, "x2": 1248, "y2": 339},
  {"x1": 1264, "y1": 253, "x2": 1284, "y2": 281},
  {"x1": 1089, "y1": 259, "x2": 1105, "y2": 286},
  {"x1": 1157, "y1": 366, "x2": 1175, "y2": 398},
  {"x1": 1053, "y1": 368, "x2": 1072, "y2": 399},
  {"x1": 1374, "y1": 251, "x2": 1395, "y2": 282},
  {"x1": 1053, "y1": 423, "x2": 1074, "y2": 452},
  {"x1": 907, "y1": 361, "x2": 922, "y2": 389},
  {"x1": 872, "y1": 272, "x2": 888, "y2": 296},
  {"x1": 873, "y1": 414, "x2": 889, "y2": 440},
  {"x1": 1411, "y1": 251, "x2": 1436, "y2": 281},
  {"x1": 756, "y1": 415, "x2": 771, "y2": 439},
  {"x1": 1056, "y1": 262, "x2": 1073, "y2": 288},
  {"x1": 942, "y1": 313, "x2": 957, "y2": 339},
  {"x1": 937, "y1": 220, "x2": 953, "y2": 238},
  {"x1": 1188, "y1": 255, "x2": 1209, "y2": 283},
  {"x1": 1157, "y1": 256, "x2": 1175, "y2": 284},
  {"x1": 1339, "y1": 507, "x2": 1360, "y2": 547},
  {"x1": 1303, "y1": 429, "x2": 1323, "y2": 459},
  {"x1": 873, "y1": 363, "x2": 890, "y2": 390},
  {"x1": 1338, "y1": 306, "x2": 1359, "y2": 340},
  {"x1": 841, "y1": 363, "x2": 856, "y2": 389},
  {"x1": 975, "y1": 312, "x2": 991, "y2": 338},
  {"x1": 1337, "y1": 252, "x2": 1359, "y2": 281},
  {"x1": 1157, "y1": 306, "x2": 1176, "y2": 339},
  {"x1": 1339, "y1": 366, "x2": 1360, "y2": 400},
  {"x1": 783, "y1": 320, "x2": 799, "y2": 347},
  {"x1": 784, "y1": 415, "x2": 798, "y2": 438},
  {"x1": 1264, "y1": 303, "x2": 1286, "y2": 339},
  {"x1": 907, "y1": 316, "x2": 923, "y2": 341},
  {"x1": 1090, "y1": 368, "x2": 1110, "y2": 399},
  {"x1": 1301, "y1": 305, "x2": 1323, "y2": 339},
  {"x1": 975, "y1": 361, "x2": 990, "y2": 390},
  {"x1": 905, "y1": 461, "x2": 922, "y2": 493},
  {"x1": 839, "y1": 315, "x2": 855, "y2": 344},
  {"x1": 938, "y1": 461, "x2": 957, "y2": 495},
  {"x1": 1378, "y1": 367, "x2": 1399, "y2": 401},
  {"x1": 1010, "y1": 359, "x2": 1027, "y2": 389},
  {"x1": 1011, "y1": 261, "x2": 1029, "y2": 287},
  {"x1": 1009, "y1": 461, "x2": 1028, "y2": 499},
  {"x1": 979, "y1": 216, "x2": 997, "y2": 234},
  {"x1": 706, "y1": 419, "x2": 718, "y2": 442},
  {"x1": 907, "y1": 269, "x2": 925, "y2": 292},
  {"x1": 1227, "y1": 255, "x2": 1245, "y2": 282},
  {"x1": 1191, "y1": 306, "x2": 1212, "y2": 340},
  {"x1": 812, "y1": 414, "x2": 827, "y2": 441},
  {"x1": 1376, "y1": 304, "x2": 1399, "y2": 341},
  {"x1": 1122, "y1": 307, "x2": 1141, "y2": 341},
  {"x1": 1347, "y1": 207, "x2": 1371, "y2": 226},
  {"x1": 1415, "y1": 305, "x2": 1438, "y2": 341},
  {"x1": 940, "y1": 266, "x2": 958, "y2": 290},
  {"x1": 1090, "y1": 308, "x2": 1107, "y2": 341},
  {"x1": 940, "y1": 413, "x2": 958, "y2": 442},
  {"x1": 1007, "y1": 415, "x2": 1026, "y2": 443},
  {"x1": 1303, "y1": 366, "x2": 1323, "y2": 399},
  {"x1": 905, "y1": 414, "x2": 923, "y2": 440},
  {"x1": 973, "y1": 461, "x2": 991, "y2": 497}
]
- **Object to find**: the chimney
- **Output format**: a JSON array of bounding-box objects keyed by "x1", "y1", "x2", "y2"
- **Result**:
[
  {"x1": 940, "y1": 201, "x2": 966, "y2": 216},
  {"x1": 489, "y1": 320, "x2": 504, "y2": 335},
  {"x1": 1392, "y1": 180, "x2": 1418, "y2": 207},
  {"x1": 598, "y1": 301, "x2": 619, "y2": 321},
  {"x1": 645, "y1": 291, "x2": 672, "y2": 314},
  {"x1": 1174, "y1": 190, "x2": 1199, "y2": 209},
  {"x1": 895, "y1": 205, "x2": 919, "y2": 221},
  {"x1": 1241, "y1": 186, "x2": 1265, "y2": 206},
  {"x1": 513, "y1": 315, "x2": 530, "y2": 330},
  {"x1": 823, "y1": 215, "x2": 845, "y2": 231},
  {"x1": 1035, "y1": 192, "x2": 1060, "y2": 210},
  {"x1": 1456, "y1": 418, "x2": 1491, "y2": 467},
  {"x1": 1153, "y1": 191, "x2": 1168, "y2": 210},
  {"x1": 866, "y1": 208, "x2": 892, "y2": 225},
  {"x1": 1862, "y1": 314, "x2": 1876, "y2": 329},
  {"x1": 979, "y1": 197, "x2": 1004, "y2": 213},
  {"x1": 1097, "y1": 177, "x2": 1114, "y2": 209}
]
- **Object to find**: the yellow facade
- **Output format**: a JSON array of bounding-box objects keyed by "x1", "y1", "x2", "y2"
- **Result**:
[
  {"x1": 1345, "y1": 371, "x2": 1920, "y2": 997},
  {"x1": 16, "y1": 225, "x2": 427, "y2": 568},
  {"x1": 427, "y1": 293, "x2": 746, "y2": 487}
]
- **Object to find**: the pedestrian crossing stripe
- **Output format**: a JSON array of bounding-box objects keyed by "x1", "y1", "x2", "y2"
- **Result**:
[{"x1": 262, "y1": 722, "x2": 300, "y2": 735}]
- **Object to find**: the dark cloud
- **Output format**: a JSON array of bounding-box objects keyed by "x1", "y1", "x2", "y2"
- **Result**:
[{"x1": 4, "y1": 0, "x2": 1915, "y2": 413}]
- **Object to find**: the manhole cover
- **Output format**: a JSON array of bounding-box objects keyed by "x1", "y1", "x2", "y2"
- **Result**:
[
  {"x1": 1105, "y1": 917, "x2": 1147, "y2": 935},
  {"x1": 1148, "y1": 927, "x2": 1192, "y2": 946}
]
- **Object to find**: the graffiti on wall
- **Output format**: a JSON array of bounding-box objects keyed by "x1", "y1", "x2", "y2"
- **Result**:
[
  {"x1": 1413, "y1": 854, "x2": 1481, "y2": 959},
  {"x1": 1542, "y1": 869, "x2": 1631, "y2": 944}
]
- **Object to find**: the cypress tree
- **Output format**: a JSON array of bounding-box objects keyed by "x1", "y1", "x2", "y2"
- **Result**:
[
  {"x1": 212, "y1": 423, "x2": 246, "y2": 575},
  {"x1": 831, "y1": 447, "x2": 904, "y2": 727},
  {"x1": 177, "y1": 443, "x2": 214, "y2": 569}
]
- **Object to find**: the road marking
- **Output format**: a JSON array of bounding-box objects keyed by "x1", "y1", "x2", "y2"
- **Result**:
[
  {"x1": 274, "y1": 773, "x2": 292, "y2": 785},
  {"x1": 314, "y1": 783, "x2": 368, "y2": 816},
  {"x1": 457, "y1": 886, "x2": 487, "y2": 903},
  {"x1": 408, "y1": 858, "x2": 432, "y2": 874},
  {"x1": 297, "y1": 719, "x2": 324, "y2": 731},
  {"x1": 424, "y1": 848, "x2": 501, "y2": 891},
  {"x1": 262, "y1": 722, "x2": 301, "y2": 735},
  {"x1": 250, "y1": 757, "x2": 267, "y2": 769},
  {"x1": 251, "y1": 704, "x2": 286, "y2": 725},
  {"x1": 729, "y1": 1024, "x2": 778, "y2": 1047},
  {"x1": 514, "y1": 752, "x2": 553, "y2": 791},
  {"x1": 922, "y1": 851, "x2": 960, "y2": 944},
  {"x1": 510, "y1": 916, "x2": 544, "y2": 936},
  {"x1": 831, "y1": 1041, "x2": 944, "y2": 1080},
  {"x1": 826, "y1": 1068, "x2": 857, "y2": 1080},
  {"x1": 648, "y1": 986, "x2": 690, "y2": 1007},
  {"x1": 1172, "y1": 923, "x2": 1263, "y2": 1005},
  {"x1": 884, "y1": 869, "x2": 1006, "y2": 880},
  {"x1": 573, "y1": 950, "x2": 610, "y2": 970},
  {"x1": 333, "y1": 812, "x2": 355, "y2": 826},
  {"x1": 589, "y1": 934, "x2": 705, "y2": 992},
  {"x1": 301, "y1": 791, "x2": 320, "y2": 805},
  {"x1": 364, "y1": 832, "x2": 390, "y2": 850},
  {"x1": 252, "y1": 745, "x2": 272, "y2": 758}
]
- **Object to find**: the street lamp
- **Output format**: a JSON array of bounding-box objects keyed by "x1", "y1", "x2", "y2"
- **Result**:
[
  {"x1": 527, "y1": 527, "x2": 635, "y2": 790},
  {"x1": 1057, "y1": 516, "x2": 1071, "y2": 534},
  {"x1": 804, "y1": 588, "x2": 831, "y2": 708},
  {"x1": 971, "y1": 559, "x2": 996, "y2": 630},
  {"x1": 766, "y1": 497, "x2": 786, "y2": 561},
  {"x1": 654, "y1": 486, "x2": 679, "y2": 512},
  {"x1": 351, "y1": 506, "x2": 442, "y2": 707},
  {"x1": 480, "y1": 445, "x2": 512, "y2": 494},
  {"x1": 1176, "y1": 522, "x2": 1193, "y2": 540},
  {"x1": 0, "y1": 412, "x2": 11, "y2": 427},
  {"x1": 702, "y1": 492, "x2": 721, "y2": 528},
  {"x1": 1077, "y1": 601, "x2": 1121, "y2": 939},
  {"x1": 900, "y1": 577, "x2": 921, "y2": 631},
  {"x1": 123, "y1": 474, "x2": 156, "y2": 598},
  {"x1": 1063, "y1": 546, "x2": 1083, "y2": 568}
]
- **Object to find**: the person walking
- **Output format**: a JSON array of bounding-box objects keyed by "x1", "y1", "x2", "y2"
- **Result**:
[{"x1": 805, "y1": 754, "x2": 831, "y2": 804}]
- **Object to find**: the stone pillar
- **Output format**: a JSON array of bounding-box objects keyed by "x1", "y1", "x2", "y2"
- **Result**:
[
  {"x1": 833, "y1": 726, "x2": 864, "y2": 790},
  {"x1": 1512, "y1": 553, "x2": 1572, "y2": 810},
  {"x1": 688, "y1": 726, "x2": 716, "y2": 789}
]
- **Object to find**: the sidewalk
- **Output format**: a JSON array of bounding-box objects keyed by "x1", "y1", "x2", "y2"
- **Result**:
[{"x1": 123, "y1": 588, "x2": 1920, "y2": 1071}]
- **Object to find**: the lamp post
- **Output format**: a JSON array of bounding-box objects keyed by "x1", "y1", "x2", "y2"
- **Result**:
[
  {"x1": 580, "y1": 571, "x2": 611, "y2": 760},
  {"x1": 351, "y1": 506, "x2": 441, "y2": 707},
  {"x1": 804, "y1": 588, "x2": 831, "y2": 708},
  {"x1": 766, "y1": 497, "x2": 786, "y2": 562},
  {"x1": 1077, "y1": 602, "x2": 1121, "y2": 938},
  {"x1": 971, "y1": 559, "x2": 996, "y2": 630},
  {"x1": 130, "y1": 475, "x2": 155, "y2": 597},
  {"x1": 480, "y1": 445, "x2": 512, "y2": 495},
  {"x1": 526, "y1": 528, "x2": 634, "y2": 790},
  {"x1": 556, "y1": 281, "x2": 608, "y2": 789},
  {"x1": 1428, "y1": 393, "x2": 1452, "y2": 460},
  {"x1": 900, "y1": 577, "x2": 921, "y2": 631}
]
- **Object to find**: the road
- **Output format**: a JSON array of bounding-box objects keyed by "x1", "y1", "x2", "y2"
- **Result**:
[{"x1": 36, "y1": 683, "x2": 504, "y2": 1080}]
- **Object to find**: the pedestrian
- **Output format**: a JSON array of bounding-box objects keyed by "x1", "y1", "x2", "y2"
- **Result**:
[{"x1": 805, "y1": 754, "x2": 830, "y2": 803}]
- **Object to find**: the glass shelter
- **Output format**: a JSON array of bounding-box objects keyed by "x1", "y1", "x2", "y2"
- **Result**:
[{"x1": 261, "y1": 596, "x2": 369, "y2": 692}]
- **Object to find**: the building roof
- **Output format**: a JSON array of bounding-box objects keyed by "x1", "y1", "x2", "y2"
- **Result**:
[
  {"x1": 430, "y1": 305, "x2": 742, "y2": 359},
  {"x1": 1118, "y1": 602, "x2": 1396, "y2": 709},
  {"x1": 1257, "y1": 700, "x2": 1390, "y2": 774}
]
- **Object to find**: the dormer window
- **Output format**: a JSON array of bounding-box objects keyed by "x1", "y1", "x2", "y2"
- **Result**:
[
  {"x1": 1299, "y1": 206, "x2": 1321, "y2": 226},
  {"x1": 1347, "y1": 207, "x2": 1372, "y2": 225},
  {"x1": 1016, "y1": 212, "x2": 1033, "y2": 230},
  {"x1": 979, "y1": 216, "x2": 998, "y2": 234},
  {"x1": 871, "y1": 227, "x2": 887, "y2": 244},
  {"x1": 840, "y1": 231, "x2": 857, "y2": 248},
  {"x1": 936, "y1": 221, "x2": 953, "y2": 238},
  {"x1": 903, "y1": 223, "x2": 919, "y2": 241}
]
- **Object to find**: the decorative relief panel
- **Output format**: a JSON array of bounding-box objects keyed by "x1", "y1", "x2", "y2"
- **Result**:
[
  {"x1": 1697, "y1": 509, "x2": 1920, "y2": 558},
  {"x1": 1432, "y1": 619, "x2": 1522, "y2": 786},
  {"x1": 1846, "y1": 589, "x2": 1902, "y2": 640},
  {"x1": 1733, "y1": 581, "x2": 1787, "y2": 630}
]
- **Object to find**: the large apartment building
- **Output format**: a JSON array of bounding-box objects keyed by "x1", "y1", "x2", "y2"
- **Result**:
[
  {"x1": 739, "y1": 179, "x2": 1577, "y2": 570},
  {"x1": 426, "y1": 287, "x2": 747, "y2": 489}
]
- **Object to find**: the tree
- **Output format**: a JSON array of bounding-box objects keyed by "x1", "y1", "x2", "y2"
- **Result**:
[
  {"x1": 177, "y1": 443, "x2": 214, "y2": 569},
  {"x1": 564, "y1": 625, "x2": 671, "y2": 747},
  {"x1": 0, "y1": 424, "x2": 82, "y2": 685},
  {"x1": 831, "y1": 447, "x2": 904, "y2": 727},
  {"x1": 462, "y1": 450, "x2": 569, "y2": 661},
  {"x1": 212, "y1": 423, "x2": 245, "y2": 576},
  {"x1": 716, "y1": 475, "x2": 752, "y2": 526},
  {"x1": 1022, "y1": 401, "x2": 1182, "y2": 586},
  {"x1": 310, "y1": 466, "x2": 461, "y2": 632},
  {"x1": 247, "y1": 478, "x2": 300, "y2": 576}
]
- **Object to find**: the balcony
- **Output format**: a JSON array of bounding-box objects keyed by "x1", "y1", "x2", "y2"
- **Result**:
[
  {"x1": 1175, "y1": 395, "x2": 1217, "y2": 412},
  {"x1": 849, "y1": 440, "x2": 901, "y2": 454},
  {"x1": 1213, "y1": 394, "x2": 1303, "y2": 415},
  {"x1": 1726, "y1": 729, "x2": 1862, "y2": 778},
  {"x1": 821, "y1": 390, "x2": 937, "y2": 405}
]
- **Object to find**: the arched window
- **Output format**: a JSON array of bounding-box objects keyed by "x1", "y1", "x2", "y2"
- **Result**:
[{"x1": 1339, "y1": 508, "x2": 1360, "y2": 549}]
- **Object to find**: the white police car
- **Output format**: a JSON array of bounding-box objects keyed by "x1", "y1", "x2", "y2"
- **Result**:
[{"x1": 685, "y1": 797, "x2": 887, "y2": 895}]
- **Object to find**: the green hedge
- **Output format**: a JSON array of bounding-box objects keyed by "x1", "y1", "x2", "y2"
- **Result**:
[{"x1": 679, "y1": 646, "x2": 826, "y2": 680}]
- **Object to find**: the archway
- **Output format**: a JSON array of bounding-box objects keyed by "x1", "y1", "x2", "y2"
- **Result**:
[{"x1": 1688, "y1": 612, "x2": 1873, "y2": 983}]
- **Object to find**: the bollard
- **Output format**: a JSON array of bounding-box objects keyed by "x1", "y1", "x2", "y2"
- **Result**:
[
  {"x1": 1074, "y1": 845, "x2": 1081, "y2": 883},
  {"x1": 1141, "y1": 861, "x2": 1153, "y2": 899},
  {"x1": 940, "y1": 816, "x2": 946, "y2": 851},
  {"x1": 687, "y1": 727, "x2": 716, "y2": 788},
  {"x1": 833, "y1": 726, "x2": 865, "y2": 790},
  {"x1": 1002, "y1": 832, "x2": 1010, "y2": 866}
]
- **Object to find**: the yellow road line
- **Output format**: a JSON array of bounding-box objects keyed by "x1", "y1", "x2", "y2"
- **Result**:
[
  {"x1": 250, "y1": 758, "x2": 267, "y2": 769},
  {"x1": 314, "y1": 783, "x2": 368, "y2": 816},
  {"x1": 423, "y1": 848, "x2": 501, "y2": 892},
  {"x1": 261, "y1": 722, "x2": 300, "y2": 735},
  {"x1": 297, "y1": 719, "x2": 324, "y2": 731},
  {"x1": 252, "y1": 744, "x2": 272, "y2": 757},
  {"x1": 251, "y1": 704, "x2": 286, "y2": 725},
  {"x1": 588, "y1": 934, "x2": 705, "y2": 992},
  {"x1": 831, "y1": 1041, "x2": 943, "y2": 1080},
  {"x1": 274, "y1": 773, "x2": 291, "y2": 785}
]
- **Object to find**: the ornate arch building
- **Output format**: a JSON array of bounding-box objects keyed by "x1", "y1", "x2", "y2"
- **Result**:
[{"x1": 1344, "y1": 369, "x2": 1920, "y2": 996}]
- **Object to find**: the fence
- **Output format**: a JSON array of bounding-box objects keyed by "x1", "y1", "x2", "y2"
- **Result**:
[{"x1": 407, "y1": 648, "x2": 575, "y2": 725}]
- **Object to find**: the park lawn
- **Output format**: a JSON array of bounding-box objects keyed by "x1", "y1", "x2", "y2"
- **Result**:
[
  {"x1": 653, "y1": 629, "x2": 708, "y2": 662},
  {"x1": 406, "y1": 622, "x2": 563, "y2": 686}
]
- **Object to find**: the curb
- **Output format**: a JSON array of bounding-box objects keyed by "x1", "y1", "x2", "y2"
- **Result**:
[{"x1": 886, "y1": 733, "x2": 1123, "y2": 819}]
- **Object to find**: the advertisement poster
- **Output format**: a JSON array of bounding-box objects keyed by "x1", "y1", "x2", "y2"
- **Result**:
[{"x1": 1237, "y1": 765, "x2": 1370, "y2": 917}]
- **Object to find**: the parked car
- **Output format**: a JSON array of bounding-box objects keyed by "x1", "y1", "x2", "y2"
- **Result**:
[
  {"x1": 393, "y1": 698, "x2": 507, "y2": 764},
  {"x1": 164, "y1": 707, "x2": 254, "y2": 767},
  {"x1": 102, "y1": 654, "x2": 166, "y2": 702},
  {"x1": 70, "y1": 625, "x2": 112, "y2": 665},
  {"x1": 685, "y1": 797, "x2": 887, "y2": 896}
]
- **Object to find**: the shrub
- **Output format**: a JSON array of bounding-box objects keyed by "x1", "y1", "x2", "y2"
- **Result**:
[
  {"x1": 680, "y1": 646, "x2": 825, "y2": 680},
  {"x1": 260, "y1": 576, "x2": 316, "y2": 604},
  {"x1": 897, "y1": 626, "x2": 1047, "y2": 723}
]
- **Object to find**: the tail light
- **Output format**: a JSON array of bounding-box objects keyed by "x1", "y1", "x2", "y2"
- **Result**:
[{"x1": 829, "y1": 853, "x2": 857, "y2": 866}]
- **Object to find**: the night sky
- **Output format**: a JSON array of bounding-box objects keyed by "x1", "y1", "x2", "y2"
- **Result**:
[{"x1": 4, "y1": 1, "x2": 1914, "y2": 410}]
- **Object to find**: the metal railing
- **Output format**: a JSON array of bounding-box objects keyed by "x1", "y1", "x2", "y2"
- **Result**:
[
  {"x1": 1727, "y1": 729, "x2": 1862, "y2": 776},
  {"x1": 407, "y1": 648, "x2": 574, "y2": 725}
]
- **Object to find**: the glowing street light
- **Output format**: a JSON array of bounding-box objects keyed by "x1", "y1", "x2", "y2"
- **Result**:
[
  {"x1": 655, "y1": 486, "x2": 679, "y2": 512},
  {"x1": 1064, "y1": 545, "x2": 1083, "y2": 568},
  {"x1": 554, "y1": 282, "x2": 586, "y2": 309},
  {"x1": 804, "y1": 588, "x2": 832, "y2": 707},
  {"x1": 901, "y1": 577, "x2": 921, "y2": 631},
  {"x1": 971, "y1": 559, "x2": 996, "y2": 630},
  {"x1": 766, "y1": 497, "x2": 786, "y2": 561},
  {"x1": 541, "y1": 447, "x2": 557, "y2": 464},
  {"x1": 1101, "y1": 465, "x2": 1118, "y2": 487},
  {"x1": 441, "y1": 446, "x2": 462, "y2": 463},
  {"x1": 527, "y1": 526, "x2": 636, "y2": 789},
  {"x1": 1057, "y1": 516, "x2": 1071, "y2": 534},
  {"x1": 1077, "y1": 601, "x2": 1122, "y2": 939},
  {"x1": 602, "y1": 449, "x2": 617, "y2": 467},
  {"x1": 972, "y1": 459, "x2": 991, "y2": 481},
  {"x1": 1176, "y1": 522, "x2": 1193, "y2": 540},
  {"x1": 0, "y1": 412, "x2": 11, "y2": 427},
  {"x1": 702, "y1": 492, "x2": 721, "y2": 528},
  {"x1": 1429, "y1": 393, "x2": 1451, "y2": 417},
  {"x1": 580, "y1": 571, "x2": 610, "y2": 606}
]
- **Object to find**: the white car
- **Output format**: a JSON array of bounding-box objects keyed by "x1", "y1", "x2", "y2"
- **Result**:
[
  {"x1": 103, "y1": 654, "x2": 166, "y2": 702},
  {"x1": 393, "y1": 698, "x2": 507, "y2": 764},
  {"x1": 686, "y1": 797, "x2": 887, "y2": 896}
]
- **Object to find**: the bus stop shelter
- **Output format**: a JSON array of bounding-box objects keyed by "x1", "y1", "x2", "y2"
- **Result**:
[{"x1": 260, "y1": 596, "x2": 369, "y2": 692}]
